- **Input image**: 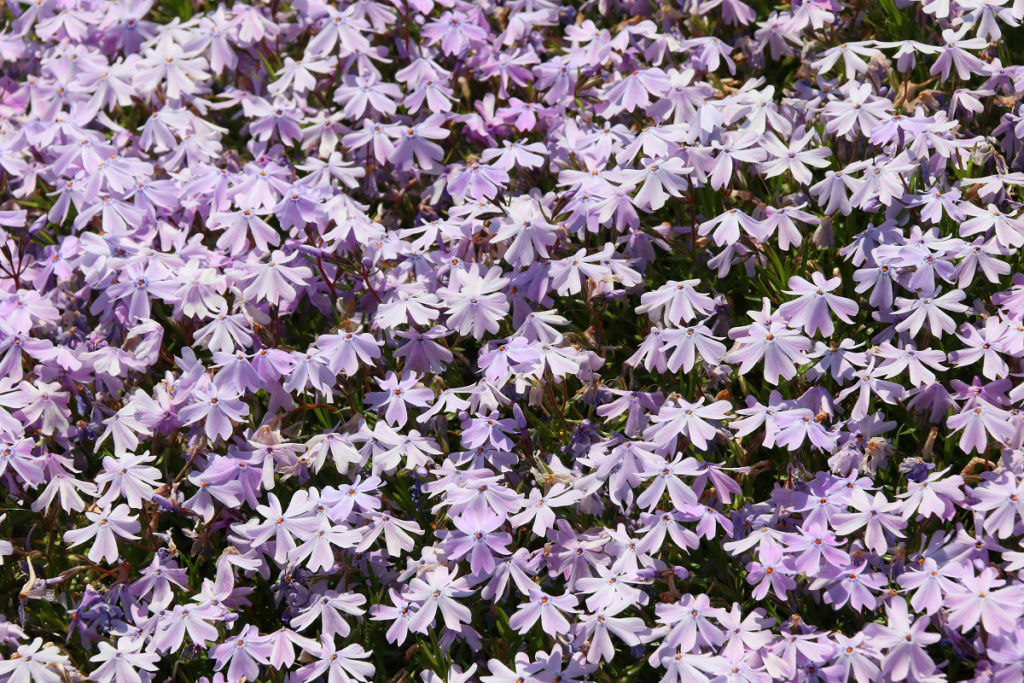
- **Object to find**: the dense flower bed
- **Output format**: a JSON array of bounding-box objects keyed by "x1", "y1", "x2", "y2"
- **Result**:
[{"x1": 2, "y1": 0, "x2": 1024, "y2": 681}]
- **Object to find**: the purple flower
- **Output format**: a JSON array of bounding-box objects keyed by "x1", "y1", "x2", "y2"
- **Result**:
[
  {"x1": 290, "y1": 590, "x2": 366, "y2": 641},
  {"x1": 421, "y1": 11, "x2": 488, "y2": 56},
  {"x1": 946, "y1": 402, "x2": 1016, "y2": 454},
  {"x1": 89, "y1": 637, "x2": 160, "y2": 683},
  {"x1": 832, "y1": 492, "x2": 907, "y2": 556},
  {"x1": 508, "y1": 589, "x2": 579, "y2": 637},
  {"x1": 444, "y1": 508, "x2": 512, "y2": 574},
  {"x1": 226, "y1": 251, "x2": 313, "y2": 308},
  {"x1": 210, "y1": 625, "x2": 273, "y2": 683},
  {"x1": 95, "y1": 451, "x2": 161, "y2": 508},
  {"x1": 636, "y1": 280, "x2": 715, "y2": 326},
  {"x1": 509, "y1": 483, "x2": 582, "y2": 536},
  {"x1": 745, "y1": 543, "x2": 796, "y2": 600},
  {"x1": 897, "y1": 558, "x2": 962, "y2": 615},
  {"x1": 727, "y1": 319, "x2": 812, "y2": 385},
  {"x1": 897, "y1": 467, "x2": 965, "y2": 520},
  {"x1": 618, "y1": 156, "x2": 691, "y2": 210},
  {"x1": 297, "y1": 638, "x2": 374, "y2": 683},
  {"x1": 699, "y1": 207, "x2": 763, "y2": 246},
  {"x1": 972, "y1": 470, "x2": 1024, "y2": 538},
  {"x1": 778, "y1": 272, "x2": 859, "y2": 337},
  {"x1": 365, "y1": 371, "x2": 434, "y2": 428},
  {"x1": 438, "y1": 264, "x2": 510, "y2": 337},
  {"x1": 863, "y1": 598, "x2": 939, "y2": 681},
  {"x1": 655, "y1": 593, "x2": 726, "y2": 653},
  {"x1": 405, "y1": 567, "x2": 474, "y2": 633},
  {"x1": 447, "y1": 162, "x2": 509, "y2": 202},
  {"x1": 4, "y1": 2, "x2": 1024, "y2": 680},
  {"x1": 644, "y1": 396, "x2": 733, "y2": 452},
  {"x1": 637, "y1": 454, "x2": 702, "y2": 511},
  {"x1": 178, "y1": 383, "x2": 250, "y2": 442},
  {"x1": 605, "y1": 67, "x2": 670, "y2": 112},
  {"x1": 0, "y1": 639, "x2": 68, "y2": 683},
  {"x1": 3, "y1": 380, "x2": 70, "y2": 435},
  {"x1": 64, "y1": 504, "x2": 141, "y2": 564},
  {"x1": 782, "y1": 520, "x2": 849, "y2": 576}
]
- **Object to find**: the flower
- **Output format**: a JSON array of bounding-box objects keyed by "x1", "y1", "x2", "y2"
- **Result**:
[
  {"x1": 290, "y1": 590, "x2": 366, "y2": 641},
  {"x1": 94, "y1": 451, "x2": 162, "y2": 509},
  {"x1": 89, "y1": 637, "x2": 160, "y2": 683},
  {"x1": 2, "y1": 380, "x2": 70, "y2": 435},
  {"x1": 5, "y1": 2, "x2": 1024, "y2": 681},
  {"x1": 832, "y1": 492, "x2": 907, "y2": 556},
  {"x1": 297, "y1": 638, "x2": 374, "y2": 683},
  {"x1": 364, "y1": 371, "x2": 434, "y2": 428},
  {"x1": 64, "y1": 504, "x2": 141, "y2": 564},
  {"x1": 509, "y1": 483, "x2": 582, "y2": 536},
  {"x1": 778, "y1": 272, "x2": 859, "y2": 337},
  {"x1": 863, "y1": 598, "x2": 940, "y2": 681},
  {"x1": 893, "y1": 289, "x2": 970, "y2": 337},
  {"x1": 508, "y1": 589, "x2": 579, "y2": 637},
  {"x1": 178, "y1": 383, "x2": 250, "y2": 441},
  {"x1": 745, "y1": 543, "x2": 796, "y2": 600},
  {"x1": 636, "y1": 280, "x2": 715, "y2": 326},
  {"x1": 444, "y1": 508, "x2": 512, "y2": 574},
  {"x1": 0, "y1": 638, "x2": 68, "y2": 683},
  {"x1": 226, "y1": 251, "x2": 313, "y2": 308},
  {"x1": 249, "y1": 491, "x2": 320, "y2": 564},
  {"x1": 644, "y1": 396, "x2": 733, "y2": 451},
  {"x1": 972, "y1": 470, "x2": 1024, "y2": 538},
  {"x1": 946, "y1": 402, "x2": 1016, "y2": 454},
  {"x1": 727, "y1": 320, "x2": 812, "y2": 385},
  {"x1": 210, "y1": 625, "x2": 273, "y2": 683},
  {"x1": 437, "y1": 264, "x2": 510, "y2": 336},
  {"x1": 405, "y1": 567, "x2": 474, "y2": 633},
  {"x1": 897, "y1": 468, "x2": 965, "y2": 521}
]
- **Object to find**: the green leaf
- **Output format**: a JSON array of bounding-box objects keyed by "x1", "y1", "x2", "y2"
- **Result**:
[{"x1": 878, "y1": 0, "x2": 903, "y2": 27}]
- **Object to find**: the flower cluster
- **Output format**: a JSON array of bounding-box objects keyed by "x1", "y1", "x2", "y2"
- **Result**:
[{"x1": 2, "y1": 0, "x2": 1024, "y2": 681}]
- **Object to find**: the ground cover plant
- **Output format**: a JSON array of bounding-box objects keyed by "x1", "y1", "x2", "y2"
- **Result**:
[{"x1": 1, "y1": 0, "x2": 1024, "y2": 681}]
